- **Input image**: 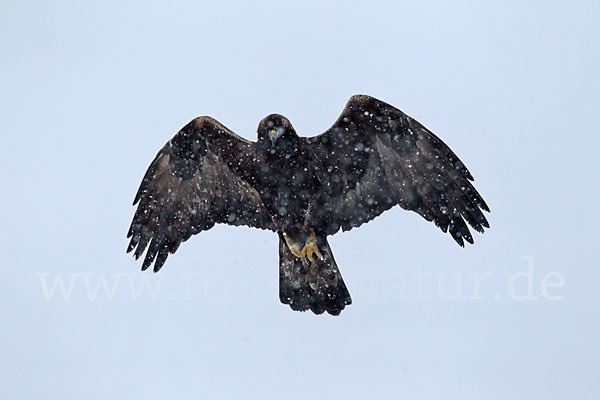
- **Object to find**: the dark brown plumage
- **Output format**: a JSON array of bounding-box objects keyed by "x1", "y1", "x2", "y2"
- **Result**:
[{"x1": 127, "y1": 95, "x2": 489, "y2": 315}]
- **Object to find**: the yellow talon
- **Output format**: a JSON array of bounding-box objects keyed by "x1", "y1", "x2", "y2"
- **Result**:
[
  {"x1": 283, "y1": 233, "x2": 304, "y2": 258},
  {"x1": 284, "y1": 232, "x2": 323, "y2": 262},
  {"x1": 300, "y1": 232, "x2": 323, "y2": 262}
]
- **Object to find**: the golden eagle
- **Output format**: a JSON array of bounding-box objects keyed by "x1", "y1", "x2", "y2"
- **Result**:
[{"x1": 127, "y1": 95, "x2": 489, "y2": 315}]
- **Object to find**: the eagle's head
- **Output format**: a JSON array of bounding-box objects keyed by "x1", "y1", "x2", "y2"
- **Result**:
[{"x1": 257, "y1": 114, "x2": 298, "y2": 148}]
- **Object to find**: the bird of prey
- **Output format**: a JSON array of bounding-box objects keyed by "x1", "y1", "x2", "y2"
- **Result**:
[{"x1": 127, "y1": 95, "x2": 489, "y2": 315}]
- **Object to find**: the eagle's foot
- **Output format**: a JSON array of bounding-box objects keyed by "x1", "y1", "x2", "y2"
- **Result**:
[
  {"x1": 283, "y1": 233, "x2": 304, "y2": 259},
  {"x1": 300, "y1": 232, "x2": 323, "y2": 262},
  {"x1": 283, "y1": 232, "x2": 323, "y2": 262}
]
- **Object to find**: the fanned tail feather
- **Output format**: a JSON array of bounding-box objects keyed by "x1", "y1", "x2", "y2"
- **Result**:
[{"x1": 278, "y1": 234, "x2": 351, "y2": 315}]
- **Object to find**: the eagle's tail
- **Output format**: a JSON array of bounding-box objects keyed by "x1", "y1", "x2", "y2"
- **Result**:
[{"x1": 278, "y1": 233, "x2": 352, "y2": 315}]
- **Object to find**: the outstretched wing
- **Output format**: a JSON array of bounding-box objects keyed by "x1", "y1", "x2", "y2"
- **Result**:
[
  {"x1": 127, "y1": 117, "x2": 275, "y2": 272},
  {"x1": 304, "y1": 95, "x2": 489, "y2": 246}
]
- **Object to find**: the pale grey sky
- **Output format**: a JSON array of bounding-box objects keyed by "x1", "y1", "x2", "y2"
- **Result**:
[{"x1": 1, "y1": 1, "x2": 599, "y2": 399}]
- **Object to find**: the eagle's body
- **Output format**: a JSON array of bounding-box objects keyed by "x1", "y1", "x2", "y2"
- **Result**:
[
  {"x1": 127, "y1": 95, "x2": 490, "y2": 315},
  {"x1": 254, "y1": 124, "x2": 316, "y2": 239}
]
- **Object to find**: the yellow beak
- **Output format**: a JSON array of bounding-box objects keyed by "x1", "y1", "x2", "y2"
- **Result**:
[{"x1": 269, "y1": 129, "x2": 278, "y2": 147}]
